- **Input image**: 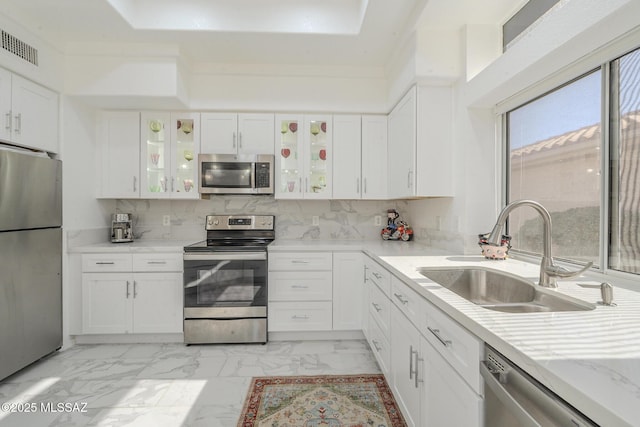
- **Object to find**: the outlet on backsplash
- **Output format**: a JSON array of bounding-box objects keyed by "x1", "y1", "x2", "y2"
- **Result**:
[
  {"x1": 312, "y1": 215, "x2": 319, "y2": 226},
  {"x1": 162, "y1": 215, "x2": 171, "y2": 226},
  {"x1": 374, "y1": 215, "x2": 382, "y2": 226}
]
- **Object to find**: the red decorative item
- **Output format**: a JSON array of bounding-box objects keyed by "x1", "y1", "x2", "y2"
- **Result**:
[
  {"x1": 319, "y1": 149, "x2": 327, "y2": 160},
  {"x1": 281, "y1": 148, "x2": 291, "y2": 158},
  {"x1": 289, "y1": 122, "x2": 298, "y2": 133},
  {"x1": 320, "y1": 122, "x2": 326, "y2": 133}
]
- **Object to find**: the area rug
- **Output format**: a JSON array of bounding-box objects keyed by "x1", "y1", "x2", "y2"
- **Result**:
[{"x1": 237, "y1": 374, "x2": 407, "y2": 427}]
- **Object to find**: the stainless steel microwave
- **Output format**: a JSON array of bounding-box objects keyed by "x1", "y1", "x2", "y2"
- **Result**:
[{"x1": 198, "y1": 154, "x2": 274, "y2": 195}]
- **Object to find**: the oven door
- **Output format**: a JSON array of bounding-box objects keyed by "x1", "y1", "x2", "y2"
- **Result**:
[{"x1": 183, "y1": 252, "x2": 267, "y2": 318}]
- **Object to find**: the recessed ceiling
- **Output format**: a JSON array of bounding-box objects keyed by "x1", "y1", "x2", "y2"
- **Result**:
[{"x1": 1, "y1": 0, "x2": 523, "y2": 67}]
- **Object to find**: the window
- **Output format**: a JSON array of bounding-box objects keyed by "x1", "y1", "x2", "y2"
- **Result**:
[
  {"x1": 610, "y1": 48, "x2": 640, "y2": 274},
  {"x1": 507, "y1": 70, "x2": 602, "y2": 267},
  {"x1": 505, "y1": 46, "x2": 640, "y2": 276}
]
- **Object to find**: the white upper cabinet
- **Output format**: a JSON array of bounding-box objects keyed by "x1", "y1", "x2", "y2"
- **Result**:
[
  {"x1": 96, "y1": 111, "x2": 141, "y2": 198},
  {"x1": 388, "y1": 86, "x2": 417, "y2": 199},
  {"x1": 140, "y1": 112, "x2": 200, "y2": 199},
  {"x1": 361, "y1": 115, "x2": 388, "y2": 199},
  {"x1": 332, "y1": 114, "x2": 362, "y2": 199},
  {"x1": 0, "y1": 68, "x2": 59, "y2": 153},
  {"x1": 387, "y1": 85, "x2": 453, "y2": 199},
  {"x1": 201, "y1": 113, "x2": 274, "y2": 155},
  {"x1": 274, "y1": 114, "x2": 332, "y2": 199}
]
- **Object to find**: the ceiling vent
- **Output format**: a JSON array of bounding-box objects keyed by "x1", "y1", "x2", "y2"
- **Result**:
[{"x1": 1, "y1": 29, "x2": 38, "y2": 66}]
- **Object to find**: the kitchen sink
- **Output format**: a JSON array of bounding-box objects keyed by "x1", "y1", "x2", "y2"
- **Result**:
[{"x1": 418, "y1": 267, "x2": 595, "y2": 313}]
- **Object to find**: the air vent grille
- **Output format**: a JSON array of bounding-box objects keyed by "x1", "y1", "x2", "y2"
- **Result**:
[{"x1": 1, "y1": 30, "x2": 38, "y2": 66}]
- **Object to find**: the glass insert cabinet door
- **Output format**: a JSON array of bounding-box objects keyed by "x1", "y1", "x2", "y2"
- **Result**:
[
  {"x1": 275, "y1": 114, "x2": 332, "y2": 199},
  {"x1": 140, "y1": 112, "x2": 200, "y2": 199}
]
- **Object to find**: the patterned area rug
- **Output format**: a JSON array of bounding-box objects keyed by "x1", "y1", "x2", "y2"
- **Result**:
[{"x1": 237, "y1": 374, "x2": 407, "y2": 427}]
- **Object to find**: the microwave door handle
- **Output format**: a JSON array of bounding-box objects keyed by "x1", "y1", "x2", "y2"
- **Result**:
[{"x1": 251, "y1": 163, "x2": 256, "y2": 190}]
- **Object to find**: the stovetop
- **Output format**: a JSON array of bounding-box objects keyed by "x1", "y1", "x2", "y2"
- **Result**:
[
  {"x1": 184, "y1": 214, "x2": 275, "y2": 253},
  {"x1": 184, "y1": 239, "x2": 273, "y2": 252}
]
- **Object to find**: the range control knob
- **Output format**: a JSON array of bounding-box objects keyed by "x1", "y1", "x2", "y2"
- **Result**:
[{"x1": 213, "y1": 219, "x2": 220, "y2": 225}]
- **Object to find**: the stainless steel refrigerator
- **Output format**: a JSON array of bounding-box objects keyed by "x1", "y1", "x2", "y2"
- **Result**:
[{"x1": 0, "y1": 147, "x2": 62, "y2": 381}]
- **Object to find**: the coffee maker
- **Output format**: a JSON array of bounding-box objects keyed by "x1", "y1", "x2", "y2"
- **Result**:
[{"x1": 111, "y1": 213, "x2": 134, "y2": 243}]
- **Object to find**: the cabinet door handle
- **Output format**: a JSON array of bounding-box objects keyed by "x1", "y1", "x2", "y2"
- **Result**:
[
  {"x1": 96, "y1": 261, "x2": 115, "y2": 265},
  {"x1": 126, "y1": 280, "x2": 130, "y2": 298},
  {"x1": 133, "y1": 281, "x2": 137, "y2": 298},
  {"x1": 407, "y1": 170, "x2": 411, "y2": 188},
  {"x1": 372, "y1": 272, "x2": 383, "y2": 279},
  {"x1": 133, "y1": 176, "x2": 137, "y2": 192},
  {"x1": 371, "y1": 302, "x2": 382, "y2": 312},
  {"x1": 414, "y1": 352, "x2": 423, "y2": 388},
  {"x1": 364, "y1": 177, "x2": 367, "y2": 194},
  {"x1": 233, "y1": 132, "x2": 237, "y2": 149},
  {"x1": 393, "y1": 293, "x2": 408, "y2": 305},
  {"x1": 305, "y1": 177, "x2": 309, "y2": 193},
  {"x1": 292, "y1": 315, "x2": 310, "y2": 320},
  {"x1": 363, "y1": 265, "x2": 369, "y2": 282},
  {"x1": 171, "y1": 176, "x2": 175, "y2": 192},
  {"x1": 14, "y1": 113, "x2": 21, "y2": 134},
  {"x1": 298, "y1": 177, "x2": 302, "y2": 193},
  {"x1": 371, "y1": 339, "x2": 382, "y2": 352},
  {"x1": 291, "y1": 284, "x2": 309, "y2": 289},
  {"x1": 409, "y1": 345, "x2": 415, "y2": 380},
  {"x1": 4, "y1": 111, "x2": 11, "y2": 131},
  {"x1": 238, "y1": 131, "x2": 242, "y2": 149},
  {"x1": 356, "y1": 178, "x2": 360, "y2": 194},
  {"x1": 428, "y1": 327, "x2": 452, "y2": 348}
]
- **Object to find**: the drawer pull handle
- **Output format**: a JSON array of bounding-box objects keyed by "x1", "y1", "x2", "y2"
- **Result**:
[
  {"x1": 371, "y1": 302, "x2": 382, "y2": 312},
  {"x1": 147, "y1": 261, "x2": 167, "y2": 264},
  {"x1": 372, "y1": 272, "x2": 383, "y2": 279},
  {"x1": 291, "y1": 285, "x2": 309, "y2": 289},
  {"x1": 371, "y1": 339, "x2": 382, "y2": 352},
  {"x1": 428, "y1": 327, "x2": 452, "y2": 348},
  {"x1": 393, "y1": 293, "x2": 408, "y2": 305},
  {"x1": 414, "y1": 352, "x2": 424, "y2": 388},
  {"x1": 96, "y1": 262, "x2": 115, "y2": 265},
  {"x1": 409, "y1": 345, "x2": 415, "y2": 380},
  {"x1": 291, "y1": 260, "x2": 310, "y2": 264},
  {"x1": 291, "y1": 315, "x2": 310, "y2": 320}
]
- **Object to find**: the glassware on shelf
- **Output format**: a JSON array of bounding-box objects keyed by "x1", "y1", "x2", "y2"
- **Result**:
[
  {"x1": 310, "y1": 122, "x2": 320, "y2": 136},
  {"x1": 150, "y1": 153, "x2": 160, "y2": 165},
  {"x1": 184, "y1": 150, "x2": 194, "y2": 161}
]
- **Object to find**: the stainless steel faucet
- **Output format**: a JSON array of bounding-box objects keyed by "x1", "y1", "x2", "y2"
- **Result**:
[{"x1": 487, "y1": 200, "x2": 592, "y2": 288}]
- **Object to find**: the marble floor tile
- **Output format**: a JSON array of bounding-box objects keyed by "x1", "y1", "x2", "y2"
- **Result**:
[{"x1": 0, "y1": 339, "x2": 378, "y2": 427}]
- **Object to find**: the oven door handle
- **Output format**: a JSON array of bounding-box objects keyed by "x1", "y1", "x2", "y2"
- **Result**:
[{"x1": 184, "y1": 252, "x2": 267, "y2": 261}]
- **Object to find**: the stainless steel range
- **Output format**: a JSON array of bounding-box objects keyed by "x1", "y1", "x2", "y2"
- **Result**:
[{"x1": 183, "y1": 214, "x2": 274, "y2": 344}]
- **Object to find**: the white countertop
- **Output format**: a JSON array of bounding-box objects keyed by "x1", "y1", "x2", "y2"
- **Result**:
[
  {"x1": 68, "y1": 240, "x2": 194, "y2": 253},
  {"x1": 70, "y1": 238, "x2": 639, "y2": 425}
]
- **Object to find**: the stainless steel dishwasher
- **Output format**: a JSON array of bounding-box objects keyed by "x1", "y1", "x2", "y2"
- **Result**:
[{"x1": 481, "y1": 345, "x2": 598, "y2": 427}]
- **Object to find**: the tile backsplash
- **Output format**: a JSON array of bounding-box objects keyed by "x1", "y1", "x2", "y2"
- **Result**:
[{"x1": 116, "y1": 197, "x2": 408, "y2": 242}]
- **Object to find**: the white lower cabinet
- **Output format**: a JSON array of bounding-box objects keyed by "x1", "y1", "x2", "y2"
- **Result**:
[
  {"x1": 390, "y1": 304, "x2": 424, "y2": 427},
  {"x1": 81, "y1": 253, "x2": 183, "y2": 334},
  {"x1": 422, "y1": 335, "x2": 483, "y2": 426},
  {"x1": 268, "y1": 251, "x2": 333, "y2": 332},
  {"x1": 332, "y1": 252, "x2": 363, "y2": 330}
]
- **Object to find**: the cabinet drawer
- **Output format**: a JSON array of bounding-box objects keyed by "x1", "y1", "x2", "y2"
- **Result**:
[
  {"x1": 367, "y1": 314, "x2": 391, "y2": 376},
  {"x1": 269, "y1": 252, "x2": 332, "y2": 271},
  {"x1": 365, "y1": 258, "x2": 391, "y2": 297},
  {"x1": 390, "y1": 275, "x2": 423, "y2": 329},
  {"x1": 425, "y1": 301, "x2": 483, "y2": 394},
  {"x1": 269, "y1": 271, "x2": 332, "y2": 301},
  {"x1": 132, "y1": 253, "x2": 183, "y2": 272},
  {"x1": 82, "y1": 254, "x2": 132, "y2": 272},
  {"x1": 268, "y1": 301, "x2": 332, "y2": 331},
  {"x1": 369, "y1": 282, "x2": 391, "y2": 338}
]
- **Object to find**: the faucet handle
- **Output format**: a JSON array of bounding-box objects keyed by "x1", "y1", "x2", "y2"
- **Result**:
[{"x1": 544, "y1": 262, "x2": 593, "y2": 279}]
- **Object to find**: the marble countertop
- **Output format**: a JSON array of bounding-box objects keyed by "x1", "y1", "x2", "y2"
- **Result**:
[
  {"x1": 68, "y1": 240, "x2": 195, "y2": 253},
  {"x1": 70, "y1": 238, "x2": 639, "y2": 425}
]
